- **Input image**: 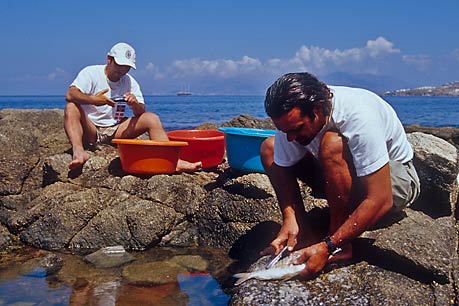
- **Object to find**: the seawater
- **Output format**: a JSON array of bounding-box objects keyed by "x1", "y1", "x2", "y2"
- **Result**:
[
  {"x1": 1, "y1": 95, "x2": 458, "y2": 129},
  {"x1": 0, "y1": 246, "x2": 231, "y2": 305}
]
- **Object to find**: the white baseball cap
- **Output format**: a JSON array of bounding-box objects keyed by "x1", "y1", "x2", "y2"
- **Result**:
[{"x1": 108, "y1": 42, "x2": 136, "y2": 69}]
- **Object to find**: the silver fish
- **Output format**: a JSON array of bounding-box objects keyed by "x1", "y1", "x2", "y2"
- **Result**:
[{"x1": 233, "y1": 252, "x2": 306, "y2": 286}]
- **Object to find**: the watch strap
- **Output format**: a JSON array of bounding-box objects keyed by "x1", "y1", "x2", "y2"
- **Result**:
[{"x1": 323, "y1": 236, "x2": 342, "y2": 256}]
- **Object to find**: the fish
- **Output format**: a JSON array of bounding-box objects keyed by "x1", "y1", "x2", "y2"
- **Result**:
[{"x1": 233, "y1": 252, "x2": 306, "y2": 286}]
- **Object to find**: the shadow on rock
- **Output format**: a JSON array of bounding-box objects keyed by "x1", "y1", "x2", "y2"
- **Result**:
[
  {"x1": 228, "y1": 221, "x2": 280, "y2": 270},
  {"x1": 353, "y1": 237, "x2": 447, "y2": 284}
]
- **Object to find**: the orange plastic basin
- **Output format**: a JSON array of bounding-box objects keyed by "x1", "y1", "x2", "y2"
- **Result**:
[
  {"x1": 167, "y1": 130, "x2": 225, "y2": 168},
  {"x1": 112, "y1": 139, "x2": 188, "y2": 174}
]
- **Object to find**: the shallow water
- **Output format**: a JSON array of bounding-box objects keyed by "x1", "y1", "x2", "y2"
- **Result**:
[{"x1": 0, "y1": 246, "x2": 234, "y2": 305}]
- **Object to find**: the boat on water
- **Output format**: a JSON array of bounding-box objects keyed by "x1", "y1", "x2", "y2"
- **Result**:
[
  {"x1": 177, "y1": 91, "x2": 192, "y2": 96},
  {"x1": 177, "y1": 84, "x2": 192, "y2": 96}
]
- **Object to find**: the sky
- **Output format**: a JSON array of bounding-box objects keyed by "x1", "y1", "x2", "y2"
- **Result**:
[{"x1": 1, "y1": 0, "x2": 458, "y2": 95}]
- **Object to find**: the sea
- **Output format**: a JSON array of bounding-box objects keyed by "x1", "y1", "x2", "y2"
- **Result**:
[{"x1": 0, "y1": 95, "x2": 458, "y2": 130}]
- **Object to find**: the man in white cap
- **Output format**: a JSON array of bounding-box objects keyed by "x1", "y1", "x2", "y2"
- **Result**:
[{"x1": 64, "y1": 42, "x2": 202, "y2": 172}]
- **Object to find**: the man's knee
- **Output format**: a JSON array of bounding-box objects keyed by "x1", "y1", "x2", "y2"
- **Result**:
[
  {"x1": 64, "y1": 102, "x2": 81, "y2": 117},
  {"x1": 140, "y1": 112, "x2": 162, "y2": 127},
  {"x1": 260, "y1": 136, "x2": 275, "y2": 166}
]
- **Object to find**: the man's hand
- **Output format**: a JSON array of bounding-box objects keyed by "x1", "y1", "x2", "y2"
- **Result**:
[
  {"x1": 123, "y1": 92, "x2": 138, "y2": 106},
  {"x1": 92, "y1": 89, "x2": 115, "y2": 107},
  {"x1": 260, "y1": 216, "x2": 299, "y2": 256},
  {"x1": 293, "y1": 241, "x2": 329, "y2": 277},
  {"x1": 123, "y1": 92, "x2": 145, "y2": 116}
]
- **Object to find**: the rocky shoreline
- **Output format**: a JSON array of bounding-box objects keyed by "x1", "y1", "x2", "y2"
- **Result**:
[
  {"x1": 0, "y1": 109, "x2": 458, "y2": 305},
  {"x1": 383, "y1": 81, "x2": 459, "y2": 96}
]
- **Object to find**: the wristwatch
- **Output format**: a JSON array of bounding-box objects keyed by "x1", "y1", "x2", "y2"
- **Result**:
[{"x1": 323, "y1": 236, "x2": 342, "y2": 256}]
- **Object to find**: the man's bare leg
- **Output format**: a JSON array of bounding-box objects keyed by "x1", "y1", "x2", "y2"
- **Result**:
[
  {"x1": 64, "y1": 103, "x2": 95, "y2": 170},
  {"x1": 115, "y1": 112, "x2": 202, "y2": 172},
  {"x1": 319, "y1": 130, "x2": 360, "y2": 262}
]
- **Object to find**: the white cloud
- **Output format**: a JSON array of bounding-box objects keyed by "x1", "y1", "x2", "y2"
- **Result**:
[
  {"x1": 402, "y1": 54, "x2": 432, "y2": 71},
  {"x1": 289, "y1": 37, "x2": 400, "y2": 73},
  {"x1": 47, "y1": 67, "x2": 70, "y2": 80},
  {"x1": 155, "y1": 36, "x2": 402, "y2": 78},
  {"x1": 170, "y1": 55, "x2": 263, "y2": 78},
  {"x1": 136, "y1": 36, "x2": 458, "y2": 90},
  {"x1": 5, "y1": 68, "x2": 71, "y2": 82},
  {"x1": 143, "y1": 62, "x2": 164, "y2": 79},
  {"x1": 365, "y1": 36, "x2": 400, "y2": 58}
]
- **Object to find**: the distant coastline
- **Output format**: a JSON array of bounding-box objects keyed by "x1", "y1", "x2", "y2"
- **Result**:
[{"x1": 383, "y1": 81, "x2": 459, "y2": 97}]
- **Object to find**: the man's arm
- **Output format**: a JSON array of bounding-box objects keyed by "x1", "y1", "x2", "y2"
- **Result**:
[
  {"x1": 295, "y1": 163, "x2": 393, "y2": 275},
  {"x1": 65, "y1": 86, "x2": 115, "y2": 107},
  {"x1": 263, "y1": 162, "x2": 305, "y2": 255}
]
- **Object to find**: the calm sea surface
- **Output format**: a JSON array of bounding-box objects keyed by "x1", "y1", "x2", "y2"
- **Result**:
[{"x1": 1, "y1": 95, "x2": 458, "y2": 129}]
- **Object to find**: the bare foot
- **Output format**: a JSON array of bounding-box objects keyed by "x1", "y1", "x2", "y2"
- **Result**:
[
  {"x1": 176, "y1": 159, "x2": 202, "y2": 172},
  {"x1": 328, "y1": 243, "x2": 353, "y2": 264},
  {"x1": 69, "y1": 149, "x2": 89, "y2": 170}
]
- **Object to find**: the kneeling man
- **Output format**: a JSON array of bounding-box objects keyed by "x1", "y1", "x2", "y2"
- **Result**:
[{"x1": 260, "y1": 72, "x2": 420, "y2": 277}]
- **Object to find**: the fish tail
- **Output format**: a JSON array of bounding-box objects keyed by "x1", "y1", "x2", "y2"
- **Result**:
[{"x1": 233, "y1": 272, "x2": 251, "y2": 286}]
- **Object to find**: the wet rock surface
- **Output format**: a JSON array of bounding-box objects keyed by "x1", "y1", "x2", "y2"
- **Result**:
[
  {"x1": 0, "y1": 109, "x2": 458, "y2": 305},
  {"x1": 84, "y1": 245, "x2": 136, "y2": 268}
]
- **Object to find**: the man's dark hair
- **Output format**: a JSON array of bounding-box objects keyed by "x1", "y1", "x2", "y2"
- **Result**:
[{"x1": 264, "y1": 72, "x2": 333, "y2": 119}]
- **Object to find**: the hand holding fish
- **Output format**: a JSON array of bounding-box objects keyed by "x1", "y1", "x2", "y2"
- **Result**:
[
  {"x1": 259, "y1": 215, "x2": 299, "y2": 256},
  {"x1": 293, "y1": 241, "x2": 330, "y2": 277}
]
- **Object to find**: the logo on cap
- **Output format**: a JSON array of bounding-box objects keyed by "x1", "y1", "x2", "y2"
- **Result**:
[{"x1": 125, "y1": 50, "x2": 132, "y2": 59}]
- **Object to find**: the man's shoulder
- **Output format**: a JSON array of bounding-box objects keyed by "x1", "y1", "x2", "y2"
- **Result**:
[
  {"x1": 79, "y1": 65, "x2": 105, "y2": 73},
  {"x1": 122, "y1": 73, "x2": 140, "y2": 87},
  {"x1": 329, "y1": 85, "x2": 376, "y2": 96}
]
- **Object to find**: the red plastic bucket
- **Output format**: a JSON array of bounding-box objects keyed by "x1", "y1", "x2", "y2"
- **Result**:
[{"x1": 167, "y1": 130, "x2": 225, "y2": 168}]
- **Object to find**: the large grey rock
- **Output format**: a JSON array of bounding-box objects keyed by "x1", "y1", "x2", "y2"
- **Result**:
[
  {"x1": 220, "y1": 114, "x2": 275, "y2": 130},
  {"x1": 230, "y1": 261, "x2": 437, "y2": 306},
  {"x1": 407, "y1": 132, "x2": 459, "y2": 216},
  {"x1": 0, "y1": 223, "x2": 15, "y2": 249},
  {"x1": 361, "y1": 209, "x2": 454, "y2": 284},
  {"x1": 405, "y1": 124, "x2": 459, "y2": 148},
  {"x1": 0, "y1": 125, "x2": 39, "y2": 195}
]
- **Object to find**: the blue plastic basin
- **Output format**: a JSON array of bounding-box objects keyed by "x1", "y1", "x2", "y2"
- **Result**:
[{"x1": 219, "y1": 127, "x2": 276, "y2": 173}]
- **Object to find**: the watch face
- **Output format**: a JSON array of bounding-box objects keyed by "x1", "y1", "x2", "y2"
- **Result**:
[{"x1": 324, "y1": 236, "x2": 342, "y2": 255}]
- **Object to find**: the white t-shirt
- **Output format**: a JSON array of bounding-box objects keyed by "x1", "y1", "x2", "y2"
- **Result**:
[
  {"x1": 70, "y1": 65, "x2": 144, "y2": 127},
  {"x1": 274, "y1": 86, "x2": 413, "y2": 177}
]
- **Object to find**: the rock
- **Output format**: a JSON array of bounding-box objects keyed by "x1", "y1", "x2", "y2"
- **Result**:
[
  {"x1": 407, "y1": 132, "x2": 459, "y2": 216},
  {"x1": 405, "y1": 125, "x2": 459, "y2": 148},
  {"x1": 0, "y1": 125, "x2": 39, "y2": 195},
  {"x1": 230, "y1": 262, "x2": 436, "y2": 305},
  {"x1": 220, "y1": 114, "x2": 275, "y2": 130},
  {"x1": 20, "y1": 253, "x2": 64, "y2": 277},
  {"x1": 122, "y1": 261, "x2": 187, "y2": 285},
  {"x1": 170, "y1": 255, "x2": 209, "y2": 271},
  {"x1": 84, "y1": 245, "x2": 135, "y2": 268},
  {"x1": 223, "y1": 173, "x2": 275, "y2": 199},
  {"x1": 360, "y1": 209, "x2": 454, "y2": 284},
  {"x1": 0, "y1": 224, "x2": 16, "y2": 249}
]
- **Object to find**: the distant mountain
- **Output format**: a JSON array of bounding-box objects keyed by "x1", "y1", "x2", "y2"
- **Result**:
[
  {"x1": 383, "y1": 81, "x2": 459, "y2": 96},
  {"x1": 322, "y1": 72, "x2": 414, "y2": 95}
]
